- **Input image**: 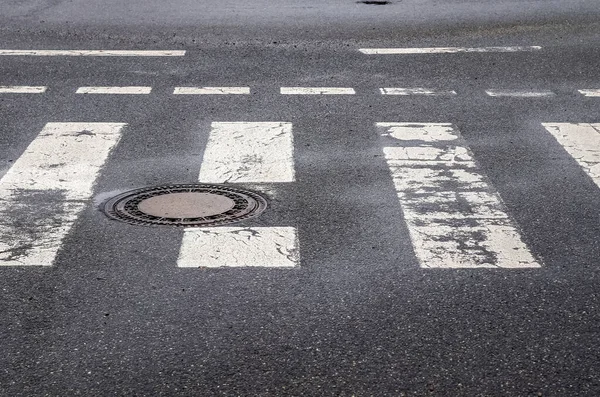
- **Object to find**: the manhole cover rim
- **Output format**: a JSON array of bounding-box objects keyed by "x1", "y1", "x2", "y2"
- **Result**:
[{"x1": 102, "y1": 183, "x2": 268, "y2": 227}]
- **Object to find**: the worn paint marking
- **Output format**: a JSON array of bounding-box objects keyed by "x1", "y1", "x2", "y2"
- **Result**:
[
  {"x1": 0, "y1": 123, "x2": 126, "y2": 266},
  {"x1": 378, "y1": 122, "x2": 540, "y2": 268},
  {"x1": 280, "y1": 87, "x2": 356, "y2": 95},
  {"x1": 485, "y1": 89, "x2": 555, "y2": 97},
  {"x1": 380, "y1": 88, "x2": 457, "y2": 96},
  {"x1": 76, "y1": 86, "x2": 152, "y2": 94},
  {"x1": 177, "y1": 227, "x2": 299, "y2": 268},
  {"x1": 0, "y1": 50, "x2": 185, "y2": 57},
  {"x1": 199, "y1": 122, "x2": 295, "y2": 183},
  {"x1": 542, "y1": 123, "x2": 600, "y2": 188},
  {"x1": 173, "y1": 87, "x2": 250, "y2": 95},
  {"x1": 0, "y1": 86, "x2": 47, "y2": 93},
  {"x1": 578, "y1": 89, "x2": 600, "y2": 97},
  {"x1": 360, "y1": 46, "x2": 542, "y2": 54}
]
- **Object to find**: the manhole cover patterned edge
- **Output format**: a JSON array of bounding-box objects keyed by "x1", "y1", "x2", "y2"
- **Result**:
[{"x1": 102, "y1": 184, "x2": 268, "y2": 227}]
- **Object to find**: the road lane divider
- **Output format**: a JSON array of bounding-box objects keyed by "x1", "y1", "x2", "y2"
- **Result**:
[
  {"x1": 0, "y1": 122, "x2": 126, "y2": 266},
  {"x1": 0, "y1": 86, "x2": 47, "y2": 93},
  {"x1": 380, "y1": 88, "x2": 457, "y2": 96},
  {"x1": 578, "y1": 89, "x2": 600, "y2": 97},
  {"x1": 378, "y1": 122, "x2": 540, "y2": 269},
  {"x1": 485, "y1": 89, "x2": 556, "y2": 97},
  {"x1": 0, "y1": 50, "x2": 185, "y2": 57},
  {"x1": 173, "y1": 87, "x2": 250, "y2": 95},
  {"x1": 360, "y1": 46, "x2": 542, "y2": 54},
  {"x1": 76, "y1": 86, "x2": 152, "y2": 94},
  {"x1": 280, "y1": 87, "x2": 356, "y2": 95}
]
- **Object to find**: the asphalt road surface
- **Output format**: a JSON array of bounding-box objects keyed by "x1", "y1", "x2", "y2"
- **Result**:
[{"x1": 1, "y1": 1, "x2": 600, "y2": 395}]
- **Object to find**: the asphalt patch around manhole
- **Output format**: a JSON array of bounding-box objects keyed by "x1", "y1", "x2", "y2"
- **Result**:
[{"x1": 102, "y1": 184, "x2": 267, "y2": 227}]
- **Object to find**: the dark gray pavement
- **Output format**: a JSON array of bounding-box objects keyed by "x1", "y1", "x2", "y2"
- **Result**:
[{"x1": 1, "y1": 1, "x2": 600, "y2": 395}]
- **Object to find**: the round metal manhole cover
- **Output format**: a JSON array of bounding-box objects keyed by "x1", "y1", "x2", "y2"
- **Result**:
[{"x1": 102, "y1": 184, "x2": 267, "y2": 227}]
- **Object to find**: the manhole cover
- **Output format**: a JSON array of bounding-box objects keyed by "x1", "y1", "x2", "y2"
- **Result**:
[{"x1": 102, "y1": 184, "x2": 267, "y2": 227}]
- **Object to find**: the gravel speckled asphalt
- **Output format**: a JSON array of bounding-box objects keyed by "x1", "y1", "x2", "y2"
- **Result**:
[{"x1": 1, "y1": 1, "x2": 600, "y2": 395}]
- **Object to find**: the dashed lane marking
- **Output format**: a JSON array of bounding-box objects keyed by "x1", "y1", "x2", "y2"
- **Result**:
[
  {"x1": 0, "y1": 86, "x2": 47, "y2": 93},
  {"x1": 0, "y1": 50, "x2": 185, "y2": 57},
  {"x1": 378, "y1": 122, "x2": 540, "y2": 269},
  {"x1": 360, "y1": 46, "x2": 542, "y2": 54},
  {"x1": 173, "y1": 87, "x2": 250, "y2": 95},
  {"x1": 542, "y1": 123, "x2": 600, "y2": 189},
  {"x1": 380, "y1": 88, "x2": 457, "y2": 96},
  {"x1": 76, "y1": 86, "x2": 152, "y2": 94},
  {"x1": 485, "y1": 89, "x2": 556, "y2": 97},
  {"x1": 578, "y1": 89, "x2": 600, "y2": 97},
  {"x1": 0, "y1": 123, "x2": 126, "y2": 266},
  {"x1": 280, "y1": 87, "x2": 356, "y2": 95}
]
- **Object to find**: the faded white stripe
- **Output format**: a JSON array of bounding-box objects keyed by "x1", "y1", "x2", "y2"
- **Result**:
[
  {"x1": 178, "y1": 227, "x2": 299, "y2": 268},
  {"x1": 0, "y1": 123, "x2": 126, "y2": 266},
  {"x1": 578, "y1": 89, "x2": 600, "y2": 97},
  {"x1": 173, "y1": 87, "x2": 250, "y2": 95},
  {"x1": 485, "y1": 89, "x2": 555, "y2": 97},
  {"x1": 199, "y1": 122, "x2": 294, "y2": 183},
  {"x1": 76, "y1": 86, "x2": 152, "y2": 95},
  {"x1": 380, "y1": 88, "x2": 457, "y2": 96},
  {"x1": 542, "y1": 123, "x2": 600, "y2": 188},
  {"x1": 0, "y1": 86, "x2": 47, "y2": 94},
  {"x1": 281, "y1": 87, "x2": 356, "y2": 95},
  {"x1": 378, "y1": 122, "x2": 540, "y2": 269},
  {"x1": 0, "y1": 50, "x2": 185, "y2": 57},
  {"x1": 360, "y1": 46, "x2": 542, "y2": 54}
]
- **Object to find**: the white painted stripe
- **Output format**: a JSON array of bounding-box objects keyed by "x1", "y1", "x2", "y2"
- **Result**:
[
  {"x1": 0, "y1": 86, "x2": 47, "y2": 94},
  {"x1": 280, "y1": 87, "x2": 356, "y2": 95},
  {"x1": 578, "y1": 89, "x2": 600, "y2": 97},
  {"x1": 76, "y1": 86, "x2": 152, "y2": 95},
  {"x1": 485, "y1": 89, "x2": 555, "y2": 97},
  {"x1": 0, "y1": 50, "x2": 185, "y2": 57},
  {"x1": 0, "y1": 123, "x2": 126, "y2": 266},
  {"x1": 173, "y1": 87, "x2": 250, "y2": 95},
  {"x1": 360, "y1": 46, "x2": 542, "y2": 54},
  {"x1": 178, "y1": 227, "x2": 299, "y2": 268},
  {"x1": 542, "y1": 123, "x2": 600, "y2": 189},
  {"x1": 380, "y1": 88, "x2": 457, "y2": 96},
  {"x1": 378, "y1": 122, "x2": 540, "y2": 269},
  {"x1": 199, "y1": 122, "x2": 294, "y2": 183}
]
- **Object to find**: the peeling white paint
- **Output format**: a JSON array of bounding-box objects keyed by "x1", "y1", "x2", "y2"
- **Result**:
[
  {"x1": 0, "y1": 123, "x2": 126, "y2": 266},
  {"x1": 378, "y1": 122, "x2": 540, "y2": 269},
  {"x1": 76, "y1": 86, "x2": 152, "y2": 94},
  {"x1": 542, "y1": 123, "x2": 600, "y2": 188},
  {"x1": 380, "y1": 88, "x2": 457, "y2": 96},
  {"x1": 0, "y1": 86, "x2": 47, "y2": 93},
  {"x1": 280, "y1": 87, "x2": 356, "y2": 95},
  {"x1": 0, "y1": 50, "x2": 185, "y2": 57},
  {"x1": 485, "y1": 89, "x2": 555, "y2": 97},
  {"x1": 578, "y1": 89, "x2": 600, "y2": 97},
  {"x1": 173, "y1": 87, "x2": 250, "y2": 95},
  {"x1": 360, "y1": 46, "x2": 542, "y2": 54},
  {"x1": 199, "y1": 122, "x2": 295, "y2": 183},
  {"x1": 177, "y1": 227, "x2": 299, "y2": 268}
]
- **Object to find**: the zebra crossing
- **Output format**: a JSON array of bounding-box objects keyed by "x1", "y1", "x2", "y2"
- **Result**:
[{"x1": 0, "y1": 118, "x2": 598, "y2": 269}]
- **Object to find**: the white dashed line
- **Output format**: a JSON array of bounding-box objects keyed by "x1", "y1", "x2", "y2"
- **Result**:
[
  {"x1": 173, "y1": 87, "x2": 250, "y2": 95},
  {"x1": 0, "y1": 123, "x2": 126, "y2": 266},
  {"x1": 280, "y1": 87, "x2": 356, "y2": 95},
  {"x1": 199, "y1": 122, "x2": 295, "y2": 183},
  {"x1": 578, "y1": 89, "x2": 600, "y2": 97},
  {"x1": 378, "y1": 122, "x2": 540, "y2": 269},
  {"x1": 485, "y1": 89, "x2": 556, "y2": 97},
  {"x1": 380, "y1": 88, "x2": 457, "y2": 96},
  {"x1": 76, "y1": 86, "x2": 152, "y2": 95},
  {"x1": 542, "y1": 123, "x2": 600, "y2": 189},
  {"x1": 360, "y1": 46, "x2": 542, "y2": 54},
  {"x1": 0, "y1": 50, "x2": 185, "y2": 57},
  {"x1": 0, "y1": 86, "x2": 47, "y2": 94}
]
